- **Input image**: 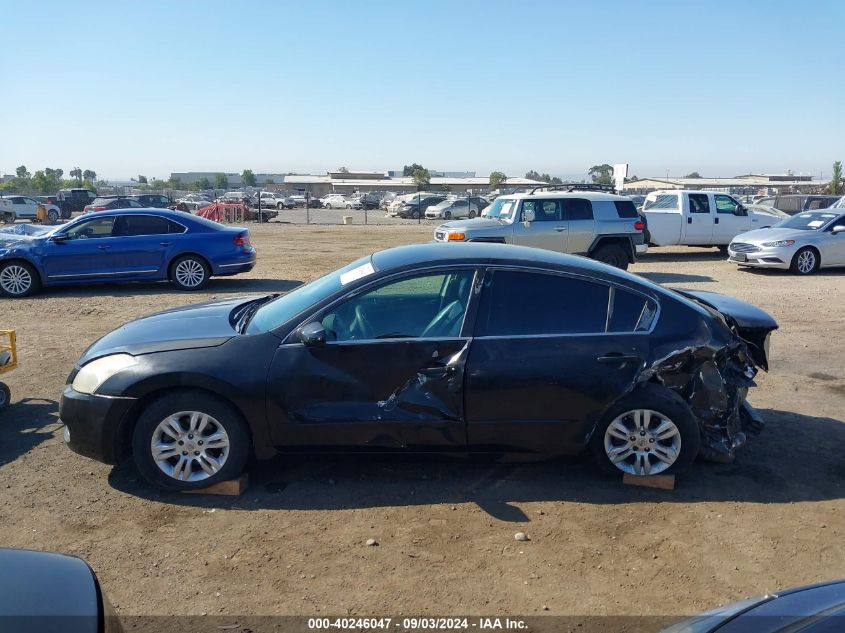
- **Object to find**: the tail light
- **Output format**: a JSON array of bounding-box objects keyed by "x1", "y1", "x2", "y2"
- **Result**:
[
  {"x1": 634, "y1": 220, "x2": 645, "y2": 231},
  {"x1": 233, "y1": 232, "x2": 251, "y2": 247}
]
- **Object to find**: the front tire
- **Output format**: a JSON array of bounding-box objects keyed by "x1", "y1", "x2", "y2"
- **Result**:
[
  {"x1": 591, "y1": 244, "x2": 629, "y2": 270},
  {"x1": 790, "y1": 247, "x2": 819, "y2": 275},
  {"x1": 132, "y1": 390, "x2": 251, "y2": 491},
  {"x1": 590, "y1": 384, "x2": 700, "y2": 477},
  {"x1": 468, "y1": 210, "x2": 476, "y2": 219},
  {"x1": 277, "y1": 203, "x2": 284, "y2": 210},
  {"x1": 2, "y1": 212, "x2": 16, "y2": 224},
  {"x1": 444, "y1": 211, "x2": 452, "y2": 219},
  {"x1": 47, "y1": 209, "x2": 59, "y2": 224},
  {"x1": 169, "y1": 255, "x2": 210, "y2": 291},
  {"x1": 0, "y1": 382, "x2": 10, "y2": 410},
  {"x1": 0, "y1": 261, "x2": 41, "y2": 297}
]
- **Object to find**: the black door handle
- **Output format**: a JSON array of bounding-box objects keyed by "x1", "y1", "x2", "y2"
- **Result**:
[
  {"x1": 715, "y1": 218, "x2": 719, "y2": 224},
  {"x1": 420, "y1": 364, "x2": 457, "y2": 377},
  {"x1": 687, "y1": 217, "x2": 692, "y2": 224},
  {"x1": 597, "y1": 353, "x2": 642, "y2": 364}
]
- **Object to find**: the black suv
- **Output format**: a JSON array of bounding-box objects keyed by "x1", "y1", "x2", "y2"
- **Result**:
[
  {"x1": 57, "y1": 188, "x2": 97, "y2": 217},
  {"x1": 393, "y1": 195, "x2": 447, "y2": 219}
]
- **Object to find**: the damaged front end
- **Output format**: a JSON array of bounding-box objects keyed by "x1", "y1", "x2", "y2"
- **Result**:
[{"x1": 644, "y1": 290, "x2": 778, "y2": 463}]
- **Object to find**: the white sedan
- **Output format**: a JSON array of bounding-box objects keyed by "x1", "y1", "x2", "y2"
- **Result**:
[{"x1": 0, "y1": 195, "x2": 62, "y2": 224}]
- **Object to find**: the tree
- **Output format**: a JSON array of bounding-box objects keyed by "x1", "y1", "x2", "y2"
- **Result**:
[
  {"x1": 242, "y1": 169, "x2": 256, "y2": 187},
  {"x1": 830, "y1": 161, "x2": 842, "y2": 195},
  {"x1": 588, "y1": 164, "x2": 613, "y2": 185},
  {"x1": 168, "y1": 176, "x2": 182, "y2": 190},
  {"x1": 83, "y1": 169, "x2": 96, "y2": 183},
  {"x1": 489, "y1": 171, "x2": 507, "y2": 189},
  {"x1": 411, "y1": 167, "x2": 430, "y2": 189},
  {"x1": 70, "y1": 167, "x2": 83, "y2": 185},
  {"x1": 336, "y1": 166, "x2": 349, "y2": 173},
  {"x1": 214, "y1": 173, "x2": 229, "y2": 190},
  {"x1": 138, "y1": 175, "x2": 148, "y2": 184},
  {"x1": 403, "y1": 163, "x2": 426, "y2": 177},
  {"x1": 16, "y1": 165, "x2": 30, "y2": 179},
  {"x1": 197, "y1": 177, "x2": 212, "y2": 190},
  {"x1": 684, "y1": 171, "x2": 702, "y2": 178},
  {"x1": 440, "y1": 184, "x2": 451, "y2": 192}
]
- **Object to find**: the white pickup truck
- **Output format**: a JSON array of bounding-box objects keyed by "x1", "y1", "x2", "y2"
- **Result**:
[{"x1": 642, "y1": 190, "x2": 781, "y2": 248}]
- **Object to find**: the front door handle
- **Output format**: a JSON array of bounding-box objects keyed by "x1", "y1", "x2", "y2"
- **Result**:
[
  {"x1": 97, "y1": 245, "x2": 110, "y2": 251},
  {"x1": 687, "y1": 217, "x2": 692, "y2": 224},
  {"x1": 554, "y1": 227, "x2": 567, "y2": 232},
  {"x1": 597, "y1": 353, "x2": 642, "y2": 364},
  {"x1": 160, "y1": 242, "x2": 171, "y2": 246},
  {"x1": 715, "y1": 218, "x2": 720, "y2": 224},
  {"x1": 420, "y1": 364, "x2": 458, "y2": 378}
]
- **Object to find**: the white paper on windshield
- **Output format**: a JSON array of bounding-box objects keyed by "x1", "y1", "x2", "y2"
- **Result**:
[
  {"x1": 340, "y1": 262, "x2": 375, "y2": 285},
  {"x1": 807, "y1": 220, "x2": 825, "y2": 228}
]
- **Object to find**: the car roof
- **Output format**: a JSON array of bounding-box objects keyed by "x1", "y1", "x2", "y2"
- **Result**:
[
  {"x1": 500, "y1": 191, "x2": 630, "y2": 202},
  {"x1": 84, "y1": 207, "x2": 184, "y2": 219}
]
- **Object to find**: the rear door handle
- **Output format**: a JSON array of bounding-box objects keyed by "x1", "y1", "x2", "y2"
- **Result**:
[
  {"x1": 714, "y1": 218, "x2": 719, "y2": 224},
  {"x1": 597, "y1": 353, "x2": 642, "y2": 364},
  {"x1": 687, "y1": 217, "x2": 692, "y2": 224},
  {"x1": 554, "y1": 227, "x2": 567, "y2": 232},
  {"x1": 97, "y1": 245, "x2": 110, "y2": 251},
  {"x1": 160, "y1": 242, "x2": 171, "y2": 246},
  {"x1": 420, "y1": 364, "x2": 457, "y2": 378}
]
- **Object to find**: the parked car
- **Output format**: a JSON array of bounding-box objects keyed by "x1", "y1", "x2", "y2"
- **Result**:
[
  {"x1": 0, "y1": 195, "x2": 63, "y2": 224},
  {"x1": 0, "y1": 548, "x2": 123, "y2": 633},
  {"x1": 358, "y1": 192, "x2": 383, "y2": 210},
  {"x1": 83, "y1": 197, "x2": 142, "y2": 213},
  {"x1": 424, "y1": 198, "x2": 481, "y2": 220},
  {"x1": 754, "y1": 194, "x2": 841, "y2": 215},
  {"x1": 257, "y1": 191, "x2": 295, "y2": 210},
  {"x1": 59, "y1": 242, "x2": 777, "y2": 491},
  {"x1": 434, "y1": 189, "x2": 644, "y2": 269},
  {"x1": 133, "y1": 193, "x2": 171, "y2": 208},
  {"x1": 0, "y1": 209, "x2": 256, "y2": 297},
  {"x1": 727, "y1": 209, "x2": 845, "y2": 275},
  {"x1": 322, "y1": 194, "x2": 359, "y2": 209},
  {"x1": 661, "y1": 578, "x2": 845, "y2": 633},
  {"x1": 175, "y1": 194, "x2": 213, "y2": 210},
  {"x1": 219, "y1": 192, "x2": 251, "y2": 206},
  {"x1": 57, "y1": 188, "x2": 97, "y2": 217},
  {"x1": 642, "y1": 190, "x2": 780, "y2": 248},
  {"x1": 391, "y1": 194, "x2": 447, "y2": 219}
]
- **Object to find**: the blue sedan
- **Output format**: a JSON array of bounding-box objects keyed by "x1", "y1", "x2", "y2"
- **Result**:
[{"x1": 0, "y1": 209, "x2": 256, "y2": 297}]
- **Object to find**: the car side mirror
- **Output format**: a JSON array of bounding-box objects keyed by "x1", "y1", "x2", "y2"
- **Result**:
[
  {"x1": 832, "y1": 225, "x2": 845, "y2": 235},
  {"x1": 523, "y1": 209, "x2": 535, "y2": 224},
  {"x1": 734, "y1": 204, "x2": 747, "y2": 216},
  {"x1": 50, "y1": 234, "x2": 68, "y2": 243},
  {"x1": 298, "y1": 321, "x2": 327, "y2": 346}
]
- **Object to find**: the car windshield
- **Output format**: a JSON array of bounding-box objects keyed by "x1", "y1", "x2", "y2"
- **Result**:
[
  {"x1": 248, "y1": 255, "x2": 373, "y2": 333},
  {"x1": 775, "y1": 211, "x2": 839, "y2": 230},
  {"x1": 482, "y1": 197, "x2": 518, "y2": 220}
]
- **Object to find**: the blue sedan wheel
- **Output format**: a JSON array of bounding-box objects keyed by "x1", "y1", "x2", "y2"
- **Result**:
[
  {"x1": 0, "y1": 261, "x2": 40, "y2": 297},
  {"x1": 169, "y1": 255, "x2": 210, "y2": 291}
]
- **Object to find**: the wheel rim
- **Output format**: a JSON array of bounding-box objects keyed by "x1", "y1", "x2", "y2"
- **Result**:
[
  {"x1": 797, "y1": 250, "x2": 815, "y2": 274},
  {"x1": 48, "y1": 210, "x2": 58, "y2": 222},
  {"x1": 175, "y1": 259, "x2": 205, "y2": 287},
  {"x1": 150, "y1": 411, "x2": 230, "y2": 482},
  {"x1": 603, "y1": 409, "x2": 681, "y2": 475},
  {"x1": 469, "y1": 211, "x2": 476, "y2": 218},
  {"x1": 0, "y1": 265, "x2": 32, "y2": 295}
]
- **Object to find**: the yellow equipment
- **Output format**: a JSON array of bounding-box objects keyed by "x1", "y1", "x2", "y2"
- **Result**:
[{"x1": 0, "y1": 329, "x2": 17, "y2": 410}]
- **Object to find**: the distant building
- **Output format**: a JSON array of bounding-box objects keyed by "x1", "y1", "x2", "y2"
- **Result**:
[
  {"x1": 170, "y1": 172, "x2": 287, "y2": 186},
  {"x1": 622, "y1": 174, "x2": 827, "y2": 194},
  {"x1": 387, "y1": 170, "x2": 477, "y2": 178}
]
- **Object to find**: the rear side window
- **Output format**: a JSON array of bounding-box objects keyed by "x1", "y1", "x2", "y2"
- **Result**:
[
  {"x1": 478, "y1": 271, "x2": 610, "y2": 336},
  {"x1": 114, "y1": 215, "x2": 170, "y2": 236},
  {"x1": 614, "y1": 200, "x2": 639, "y2": 218},
  {"x1": 644, "y1": 194, "x2": 679, "y2": 211},
  {"x1": 776, "y1": 197, "x2": 801, "y2": 213},
  {"x1": 689, "y1": 194, "x2": 711, "y2": 214},
  {"x1": 562, "y1": 198, "x2": 593, "y2": 220},
  {"x1": 806, "y1": 198, "x2": 834, "y2": 210}
]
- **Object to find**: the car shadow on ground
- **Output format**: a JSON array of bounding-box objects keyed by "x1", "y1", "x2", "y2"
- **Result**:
[
  {"x1": 108, "y1": 408, "x2": 845, "y2": 521},
  {"x1": 36, "y1": 278, "x2": 303, "y2": 299},
  {"x1": 636, "y1": 271, "x2": 715, "y2": 284},
  {"x1": 0, "y1": 398, "x2": 60, "y2": 468},
  {"x1": 637, "y1": 248, "x2": 724, "y2": 263},
  {"x1": 740, "y1": 267, "x2": 845, "y2": 278}
]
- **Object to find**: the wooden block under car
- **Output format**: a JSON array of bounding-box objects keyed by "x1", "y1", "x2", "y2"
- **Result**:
[
  {"x1": 622, "y1": 473, "x2": 675, "y2": 490},
  {"x1": 182, "y1": 474, "x2": 248, "y2": 496}
]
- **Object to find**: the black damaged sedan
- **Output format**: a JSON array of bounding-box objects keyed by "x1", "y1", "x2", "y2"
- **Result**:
[{"x1": 61, "y1": 243, "x2": 777, "y2": 491}]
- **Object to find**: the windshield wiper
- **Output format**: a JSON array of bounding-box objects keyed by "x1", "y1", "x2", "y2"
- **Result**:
[{"x1": 235, "y1": 295, "x2": 276, "y2": 333}]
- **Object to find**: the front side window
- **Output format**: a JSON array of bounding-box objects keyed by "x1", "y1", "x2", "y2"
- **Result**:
[
  {"x1": 477, "y1": 270, "x2": 655, "y2": 337},
  {"x1": 524, "y1": 199, "x2": 561, "y2": 221},
  {"x1": 321, "y1": 270, "x2": 474, "y2": 342},
  {"x1": 714, "y1": 194, "x2": 739, "y2": 214},
  {"x1": 63, "y1": 216, "x2": 115, "y2": 240}
]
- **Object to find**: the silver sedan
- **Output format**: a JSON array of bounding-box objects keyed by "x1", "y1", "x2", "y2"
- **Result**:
[{"x1": 728, "y1": 210, "x2": 845, "y2": 275}]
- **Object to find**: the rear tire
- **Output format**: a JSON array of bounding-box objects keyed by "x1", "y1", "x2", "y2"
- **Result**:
[
  {"x1": 0, "y1": 382, "x2": 10, "y2": 410},
  {"x1": 468, "y1": 210, "x2": 476, "y2": 218},
  {"x1": 592, "y1": 244, "x2": 629, "y2": 270},
  {"x1": 444, "y1": 211, "x2": 452, "y2": 219},
  {"x1": 169, "y1": 254, "x2": 210, "y2": 291},
  {"x1": 0, "y1": 261, "x2": 41, "y2": 297},
  {"x1": 132, "y1": 390, "x2": 251, "y2": 492},
  {"x1": 790, "y1": 247, "x2": 819, "y2": 275},
  {"x1": 590, "y1": 384, "x2": 700, "y2": 477},
  {"x1": 277, "y1": 203, "x2": 284, "y2": 210}
]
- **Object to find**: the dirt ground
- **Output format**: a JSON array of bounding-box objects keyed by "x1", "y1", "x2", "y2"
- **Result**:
[{"x1": 1, "y1": 223, "x2": 843, "y2": 621}]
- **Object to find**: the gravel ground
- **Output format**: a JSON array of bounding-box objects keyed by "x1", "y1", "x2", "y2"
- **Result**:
[{"x1": 1, "y1": 223, "x2": 843, "y2": 621}]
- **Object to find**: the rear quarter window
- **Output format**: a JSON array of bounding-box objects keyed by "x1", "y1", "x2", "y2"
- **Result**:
[
  {"x1": 644, "y1": 194, "x2": 679, "y2": 211},
  {"x1": 613, "y1": 200, "x2": 639, "y2": 218}
]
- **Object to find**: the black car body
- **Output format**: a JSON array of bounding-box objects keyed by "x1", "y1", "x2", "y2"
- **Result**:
[
  {"x1": 661, "y1": 579, "x2": 845, "y2": 633},
  {"x1": 57, "y1": 188, "x2": 97, "y2": 216},
  {"x1": 755, "y1": 194, "x2": 841, "y2": 215},
  {"x1": 396, "y1": 195, "x2": 447, "y2": 218},
  {"x1": 133, "y1": 193, "x2": 171, "y2": 208},
  {"x1": 60, "y1": 243, "x2": 777, "y2": 490},
  {"x1": 84, "y1": 196, "x2": 142, "y2": 213},
  {"x1": 0, "y1": 548, "x2": 123, "y2": 633}
]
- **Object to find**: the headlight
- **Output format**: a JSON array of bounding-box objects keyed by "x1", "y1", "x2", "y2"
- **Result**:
[
  {"x1": 72, "y1": 354, "x2": 137, "y2": 394},
  {"x1": 761, "y1": 240, "x2": 795, "y2": 247},
  {"x1": 447, "y1": 232, "x2": 466, "y2": 241}
]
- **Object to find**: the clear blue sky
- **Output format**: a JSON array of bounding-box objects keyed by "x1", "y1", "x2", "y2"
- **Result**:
[{"x1": 2, "y1": 0, "x2": 842, "y2": 181}]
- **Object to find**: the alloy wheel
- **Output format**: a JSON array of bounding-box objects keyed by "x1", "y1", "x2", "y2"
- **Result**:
[
  {"x1": 797, "y1": 250, "x2": 816, "y2": 274},
  {"x1": 0, "y1": 265, "x2": 33, "y2": 296},
  {"x1": 150, "y1": 411, "x2": 230, "y2": 482},
  {"x1": 603, "y1": 408, "x2": 681, "y2": 475},
  {"x1": 175, "y1": 259, "x2": 205, "y2": 288}
]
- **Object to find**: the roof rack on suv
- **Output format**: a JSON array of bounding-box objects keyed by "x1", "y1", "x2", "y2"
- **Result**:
[{"x1": 528, "y1": 183, "x2": 617, "y2": 195}]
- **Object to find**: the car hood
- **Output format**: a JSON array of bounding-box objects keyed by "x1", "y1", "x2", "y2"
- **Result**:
[
  {"x1": 437, "y1": 218, "x2": 503, "y2": 231},
  {"x1": 0, "y1": 224, "x2": 54, "y2": 246},
  {"x1": 78, "y1": 296, "x2": 257, "y2": 364},
  {"x1": 732, "y1": 227, "x2": 808, "y2": 243},
  {"x1": 673, "y1": 289, "x2": 778, "y2": 370}
]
